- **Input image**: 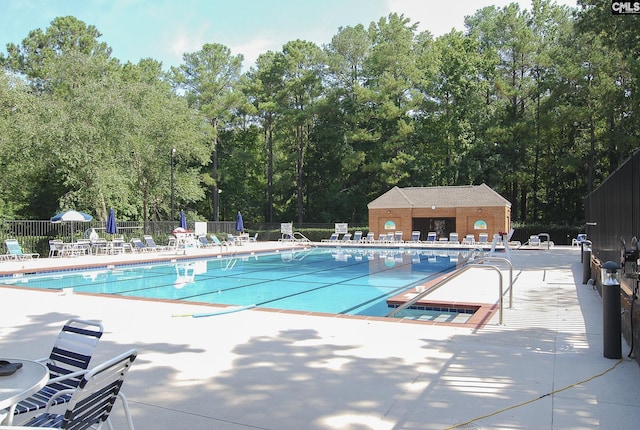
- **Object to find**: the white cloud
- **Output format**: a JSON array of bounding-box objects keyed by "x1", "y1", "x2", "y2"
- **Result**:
[
  {"x1": 386, "y1": 0, "x2": 578, "y2": 36},
  {"x1": 163, "y1": 25, "x2": 209, "y2": 66},
  {"x1": 170, "y1": 33, "x2": 199, "y2": 59},
  {"x1": 230, "y1": 37, "x2": 277, "y2": 70}
]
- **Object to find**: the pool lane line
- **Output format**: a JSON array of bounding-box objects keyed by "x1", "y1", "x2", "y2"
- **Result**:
[{"x1": 172, "y1": 304, "x2": 257, "y2": 318}]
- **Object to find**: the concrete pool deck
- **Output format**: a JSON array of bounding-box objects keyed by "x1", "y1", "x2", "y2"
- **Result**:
[{"x1": 1, "y1": 243, "x2": 640, "y2": 429}]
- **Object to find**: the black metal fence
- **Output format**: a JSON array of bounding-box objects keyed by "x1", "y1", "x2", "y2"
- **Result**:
[
  {"x1": 585, "y1": 147, "x2": 640, "y2": 366},
  {"x1": 0, "y1": 220, "x2": 237, "y2": 257},
  {"x1": 586, "y1": 148, "x2": 640, "y2": 263},
  {"x1": 2, "y1": 215, "x2": 585, "y2": 258}
]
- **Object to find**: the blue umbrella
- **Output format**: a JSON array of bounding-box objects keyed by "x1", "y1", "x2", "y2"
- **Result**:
[
  {"x1": 106, "y1": 208, "x2": 118, "y2": 234},
  {"x1": 235, "y1": 211, "x2": 244, "y2": 233},
  {"x1": 179, "y1": 210, "x2": 187, "y2": 230}
]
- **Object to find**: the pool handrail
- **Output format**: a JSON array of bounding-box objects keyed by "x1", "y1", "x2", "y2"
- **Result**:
[
  {"x1": 292, "y1": 231, "x2": 311, "y2": 242},
  {"x1": 386, "y1": 262, "x2": 506, "y2": 325},
  {"x1": 474, "y1": 256, "x2": 513, "y2": 309}
]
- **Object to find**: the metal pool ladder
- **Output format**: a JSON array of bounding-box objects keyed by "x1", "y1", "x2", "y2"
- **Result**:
[{"x1": 386, "y1": 257, "x2": 513, "y2": 325}]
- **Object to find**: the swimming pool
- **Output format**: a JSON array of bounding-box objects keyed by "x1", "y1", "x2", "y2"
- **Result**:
[{"x1": 3, "y1": 247, "x2": 471, "y2": 318}]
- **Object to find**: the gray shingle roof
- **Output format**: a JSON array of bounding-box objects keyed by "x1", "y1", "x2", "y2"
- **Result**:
[{"x1": 367, "y1": 184, "x2": 511, "y2": 209}]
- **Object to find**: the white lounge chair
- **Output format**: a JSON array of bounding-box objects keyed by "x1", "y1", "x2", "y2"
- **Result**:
[
  {"x1": 528, "y1": 235, "x2": 541, "y2": 248},
  {"x1": 322, "y1": 233, "x2": 339, "y2": 242},
  {"x1": 130, "y1": 238, "x2": 151, "y2": 252},
  {"x1": 426, "y1": 232, "x2": 437, "y2": 243},
  {"x1": 449, "y1": 233, "x2": 459, "y2": 244},
  {"x1": 210, "y1": 235, "x2": 229, "y2": 247},
  {"x1": 572, "y1": 234, "x2": 587, "y2": 247},
  {"x1": 144, "y1": 235, "x2": 172, "y2": 251},
  {"x1": 4, "y1": 239, "x2": 39, "y2": 260},
  {"x1": 197, "y1": 235, "x2": 214, "y2": 247},
  {"x1": 410, "y1": 231, "x2": 421, "y2": 243},
  {"x1": 462, "y1": 234, "x2": 475, "y2": 245}
]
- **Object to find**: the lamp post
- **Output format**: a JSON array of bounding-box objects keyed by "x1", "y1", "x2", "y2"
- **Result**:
[
  {"x1": 171, "y1": 148, "x2": 176, "y2": 224},
  {"x1": 601, "y1": 261, "x2": 622, "y2": 359}
]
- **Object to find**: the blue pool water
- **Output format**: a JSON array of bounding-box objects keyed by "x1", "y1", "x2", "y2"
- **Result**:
[{"x1": 3, "y1": 247, "x2": 470, "y2": 317}]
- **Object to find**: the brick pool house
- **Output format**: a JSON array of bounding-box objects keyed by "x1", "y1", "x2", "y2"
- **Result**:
[{"x1": 367, "y1": 184, "x2": 512, "y2": 242}]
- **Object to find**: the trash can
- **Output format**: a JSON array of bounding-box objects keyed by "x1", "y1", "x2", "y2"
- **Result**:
[
  {"x1": 601, "y1": 261, "x2": 622, "y2": 359},
  {"x1": 582, "y1": 240, "x2": 592, "y2": 284}
]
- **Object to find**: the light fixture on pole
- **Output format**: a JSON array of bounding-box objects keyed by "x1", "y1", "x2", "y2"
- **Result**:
[{"x1": 171, "y1": 148, "x2": 176, "y2": 224}]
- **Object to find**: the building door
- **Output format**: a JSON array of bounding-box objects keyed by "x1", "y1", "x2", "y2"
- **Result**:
[{"x1": 412, "y1": 218, "x2": 456, "y2": 241}]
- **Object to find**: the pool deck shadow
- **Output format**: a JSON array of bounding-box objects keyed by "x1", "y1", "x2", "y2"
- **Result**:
[{"x1": 2, "y1": 243, "x2": 640, "y2": 429}]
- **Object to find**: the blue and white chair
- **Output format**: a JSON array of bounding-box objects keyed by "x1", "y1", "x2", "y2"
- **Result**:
[
  {"x1": 143, "y1": 235, "x2": 172, "y2": 252},
  {"x1": 197, "y1": 235, "x2": 214, "y2": 248},
  {"x1": 322, "y1": 233, "x2": 339, "y2": 242},
  {"x1": 13, "y1": 349, "x2": 137, "y2": 430},
  {"x1": 130, "y1": 238, "x2": 151, "y2": 252},
  {"x1": 572, "y1": 233, "x2": 587, "y2": 247},
  {"x1": 13, "y1": 319, "x2": 104, "y2": 419}
]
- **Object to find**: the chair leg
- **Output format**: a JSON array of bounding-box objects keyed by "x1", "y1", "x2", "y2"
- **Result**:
[{"x1": 118, "y1": 392, "x2": 135, "y2": 430}]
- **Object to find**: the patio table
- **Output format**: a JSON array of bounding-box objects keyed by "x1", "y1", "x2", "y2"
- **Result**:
[
  {"x1": 61, "y1": 241, "x2": 91, "y2": 257},
  {"x1": 0, "y1": 359, "x2": 48, "y2": 425}
]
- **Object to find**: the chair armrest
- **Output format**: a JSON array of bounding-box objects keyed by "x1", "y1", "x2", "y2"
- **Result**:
[
  {"x1": 47, "y1": 368, "x2": 90, "y2": 385},
  {"x1": 45, "y1": 388, "x2": 76, "y2": 411}
]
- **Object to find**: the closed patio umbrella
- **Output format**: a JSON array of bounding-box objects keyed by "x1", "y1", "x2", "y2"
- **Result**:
[
  {"x1": 51, "y1": 210, "x2": 93, "y2": 242},
  {"x1": 235, "y1": 211, "x2": 244, "y2": 233},
  {"x1": 106, "y1": 208, "x2": 117, "y2": 235},
  {"x1": 179, "y1": 210, "x2": 187, "y2": 230}
]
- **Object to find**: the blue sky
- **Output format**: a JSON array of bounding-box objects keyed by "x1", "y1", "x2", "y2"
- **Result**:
[{"x1": 0, "y1": 0, "x2": 578, "y2": 71}]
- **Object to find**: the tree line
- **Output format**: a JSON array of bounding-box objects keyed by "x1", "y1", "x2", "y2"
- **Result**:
[{"x1": 1, "y1": 0, "x2": 638, "y2": 227}]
